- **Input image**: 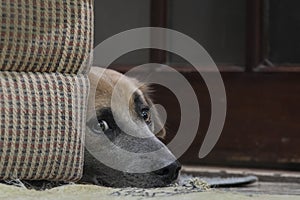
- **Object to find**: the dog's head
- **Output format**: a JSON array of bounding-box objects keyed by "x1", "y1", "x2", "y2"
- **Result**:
[{"x1": 81, "y1": 67, "x2": 181, "y2": 188}]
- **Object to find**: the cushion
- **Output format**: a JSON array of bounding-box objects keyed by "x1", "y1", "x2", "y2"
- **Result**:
[
  {"x1": 0, "y1": 0, "x2": 93, "y2": 73},
  {"x1": 0, "y1": 72, "x2": 89, "y2": 181}
]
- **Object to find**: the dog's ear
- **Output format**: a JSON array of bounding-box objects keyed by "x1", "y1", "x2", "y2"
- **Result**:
[{"x1": 139, "y1": 84, "x2": 166, "y2": 139}]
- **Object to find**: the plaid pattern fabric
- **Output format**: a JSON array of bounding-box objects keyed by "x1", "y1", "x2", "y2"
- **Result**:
[
  {"x1": 0, "y1": 0, "x2": 93, "y2": 73},
  {"x1": 0, "y1": 72, "x2": 89, "y2": 181}
]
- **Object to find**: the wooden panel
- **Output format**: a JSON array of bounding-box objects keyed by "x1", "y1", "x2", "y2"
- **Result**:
[
  {"x1": 150, "y1": 72, "x2": 300, "y2": 170},
  {"x1": 267, "y1": 0, "x2": 300, "y2": 64}
]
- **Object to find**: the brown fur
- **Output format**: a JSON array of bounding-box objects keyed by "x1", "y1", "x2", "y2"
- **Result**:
[{"x1": 88, "y1": 67, "x2": 166, "y2": 138}]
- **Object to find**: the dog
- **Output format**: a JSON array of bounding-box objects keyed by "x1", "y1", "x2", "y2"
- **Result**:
[{"x1": 81, "y1": 67, "x2": 181, "y2": 188}]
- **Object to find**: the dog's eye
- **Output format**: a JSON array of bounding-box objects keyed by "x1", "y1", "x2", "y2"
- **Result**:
[
  {"x1": 93, "y1": 120, "x2": 110, "y2": 133},
  {"x1": 141, "y1": 108, "x2": 151, "y2": 124}
]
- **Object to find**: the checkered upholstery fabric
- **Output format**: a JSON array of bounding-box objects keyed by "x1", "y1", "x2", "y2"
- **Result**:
[
  {"x1": 0, "y1": 0, "x2": 93, "y2": 181},
  {"x1": 0, "y1": 72, "x2": 89, "y2": 181},
  {"x1": 0, "y1": 0, "x2": 93, "y2": 73}
]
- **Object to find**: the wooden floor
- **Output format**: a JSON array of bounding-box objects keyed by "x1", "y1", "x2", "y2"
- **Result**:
[{"x1": 182, "y1": 165, "x2": 300, "y2": 196}]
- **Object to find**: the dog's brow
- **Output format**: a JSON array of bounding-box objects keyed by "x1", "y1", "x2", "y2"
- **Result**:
[
  {"x1": 96, "y1": 107, "x2": 114, "y2": 122},
  {"x1": 96, "y1": 107, "x2": 111, "y2": 115},
  {"x1": 133, "y1": 92, "x2": 148, "y2": 111}
]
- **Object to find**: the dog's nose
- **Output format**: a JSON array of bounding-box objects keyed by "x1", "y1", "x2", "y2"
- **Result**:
[{"x1": 154, "y1": 161, "x2": 181, "y2": 181}]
